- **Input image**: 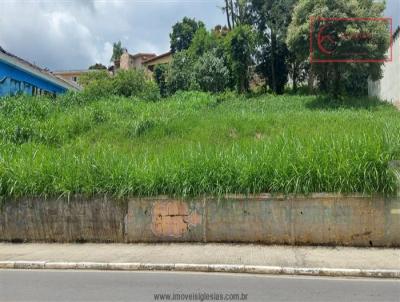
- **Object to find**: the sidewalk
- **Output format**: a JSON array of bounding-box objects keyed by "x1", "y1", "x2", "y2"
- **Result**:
[{"x1": 1, "y1": 243, "x2": 399, "y2": 278}]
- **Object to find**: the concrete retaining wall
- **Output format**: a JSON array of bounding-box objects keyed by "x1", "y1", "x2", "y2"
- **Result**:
[
  {"x1": 1, "y1": 194, "x2": 399, "y2": 247},
  {"x1": 0, "y1": 197, "x2": 126, "y2": 242}
]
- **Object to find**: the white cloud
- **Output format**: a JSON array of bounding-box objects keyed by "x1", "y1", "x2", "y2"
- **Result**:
[
  {"x1": 0, "y1": 0, "x2": 225, "y2": 70},
  {"x1": 95, "y1": 42, "x2": 114, "y2": 66}
]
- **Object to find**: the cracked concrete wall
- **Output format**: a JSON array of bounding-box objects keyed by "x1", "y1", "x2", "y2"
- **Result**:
[{"x1": 0, "y1": 195, "x2": 399, "y2": 246}]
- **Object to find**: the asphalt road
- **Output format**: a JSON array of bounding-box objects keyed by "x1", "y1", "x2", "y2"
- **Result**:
[{"x1": 0, "y1": 270, "x2": 399, "y2": 302}]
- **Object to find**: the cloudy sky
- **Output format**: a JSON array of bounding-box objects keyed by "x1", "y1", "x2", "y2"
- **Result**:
[{"x1": 0, "y1": 0, "x2": 398, "y2": 71}]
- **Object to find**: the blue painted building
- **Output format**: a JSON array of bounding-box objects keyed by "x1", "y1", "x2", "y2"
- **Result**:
[{"x1": 0, "y1": 46, "x2": 79, "y2": 97}]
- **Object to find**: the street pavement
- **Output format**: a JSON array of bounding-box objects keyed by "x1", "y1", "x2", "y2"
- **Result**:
[
  {"x1": 0, "y1": 270, "x2": 399, "y2": 302},
  {"x1": 1, "y1": 243, "x2": 399, "y2": 270}
]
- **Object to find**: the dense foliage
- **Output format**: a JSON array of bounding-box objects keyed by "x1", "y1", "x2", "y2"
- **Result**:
[
  {"x1": 88, "y1": 63, "x2": 107, "y2": 70},
  {"x1": 287, "y1": 0, "x2": 389, "y2": 96},
  {"x1": 251, "y1": 0, "x2": 298, "y2": 94},
  {"x1": 153, "y1": 64, "x2": 169, "y2": 97},
  {"x1": 193, "y1": 52, "x2": 229, "y2": 93},
  {"x1": 79, "y1": 69, "x2": 159, "y2": 101},
  {"x1": 0, "y1": 92, "x2": 398, "y2": 200},
  {"x1": 159, "y1": 0, "x2": 389, "y2": 97},
  {"x1": 110, "y1": 41, "x2": 125, "y2": 62},
  {"x1": 224, "y1": 25, "x2": 256, "y2": 93},
  {"x1": 170, "y1": 17, "x2": 205, "y2": 53},
  {"x1": 166, "y1": 51, "x2": 196, "y2": 94}
]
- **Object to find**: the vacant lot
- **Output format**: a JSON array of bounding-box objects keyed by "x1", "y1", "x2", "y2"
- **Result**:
[{"x1": 0, "y1": 91, "x2": 399, "y2": 199}]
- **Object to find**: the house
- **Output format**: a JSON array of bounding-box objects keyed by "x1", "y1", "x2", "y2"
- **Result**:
[
  {"x1": 53, "y1": 70, "x2": 91, "y2": 84},
  {"x1": 118, "y1": 50, "x2": 156, "y2": 71},
  {"x1": 113, "y1": 49, "x2": 172, "y2": 73},
  {"x1": 368, "y1": 27, "x2": 400, "y2": 108},
  {"x1": 0, "y1": 46, "x2": 79, "y2": 97},
  {"x1": 143, "y1": 51, "x2": 173, "y2": 72}
]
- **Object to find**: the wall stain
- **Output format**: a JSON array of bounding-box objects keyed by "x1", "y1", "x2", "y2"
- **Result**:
[{"x1": 151, "y1": 201, "x2": 201, "y2": 238}]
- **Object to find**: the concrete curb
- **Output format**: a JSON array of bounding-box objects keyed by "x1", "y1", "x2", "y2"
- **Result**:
[{"x1": 0, "y1": 261, "x2": 399, "y2": 278}]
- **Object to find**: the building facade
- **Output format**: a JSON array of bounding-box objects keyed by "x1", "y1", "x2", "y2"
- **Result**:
[
  {"x1": 119, "y1": 51, "x2": 156, "y2": 71},
  {"x1": 0, "y1": 46, "x2": 78, "y2": 97},
  {"x1": 143, "y1": 51, "x2": 173, "y2": 72},
  {"x1": 53, "y1": 70, "x2": 91, "y2": 84}
]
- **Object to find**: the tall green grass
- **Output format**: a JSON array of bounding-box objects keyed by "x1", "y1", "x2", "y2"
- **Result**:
[{"x1": 0, "y1": 91, "x2": 399, "y2": 199}]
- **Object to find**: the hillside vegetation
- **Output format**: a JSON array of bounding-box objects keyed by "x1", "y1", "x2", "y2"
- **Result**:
[{"x1": 0, "y1": 92, "x2": 399, "y2": 199}]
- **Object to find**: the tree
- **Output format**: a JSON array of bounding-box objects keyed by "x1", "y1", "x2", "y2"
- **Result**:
[
  {"x1": 188, "y1": 26, "x2": 235, "y2": 90},
  {"x1": 170, "y1": 17, "x2": 205, "y2": 53},
  {"x1": 287, "y1": 51, "x2": 309, "y2": 92},
  {"x1": 223, "y1": 0, "x2": 233, "y2": 30},
  {"x1": 88, "y1": 63, "x2": 107, "y2": 70},
  {"x1": 188, "y1": 27, "x2": 218, "y2": 57},
  {"x1": 166, "y1": 51, "x2": 196, "y2": 94},
  {"x1": 256, "y1": 41, "x2": 289, "y2": 94},
  {"x1": 110, "y1": 41, "x2": 124, "y2": 63},
  {"x1": 213, "y1": 25, "x2": 230, "y2": 38},
  {"x1": 223, "y1": 0, "x2": 252, "y2": 29},
  {"x1": 193, "y1": 51, "x2": 229, "y2": 93},
  {"x1": 250, "y1": 0, "x2": 298, "y2": 94},
  {"x1": 225, "y1": 25, "x2": 256, "y2": 93},
  {"x1": 287, "y1": 0, "x2": 390, "y2": 97}
]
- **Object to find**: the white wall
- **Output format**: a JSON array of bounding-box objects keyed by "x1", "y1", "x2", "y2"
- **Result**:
[{"x1": 368, "y1": 37, "x2": 400, "y2": 107}]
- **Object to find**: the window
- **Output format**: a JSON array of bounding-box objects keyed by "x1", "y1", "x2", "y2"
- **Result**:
[{"x1": 10, "y1": 79, "x2": 21, "y2": 95}]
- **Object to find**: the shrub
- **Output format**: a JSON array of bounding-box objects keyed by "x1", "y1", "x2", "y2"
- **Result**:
[
  {"x1": 78, "y1": 70, "x2": 111, "y2": 87},
  {"x1": 81, "y1": 69, "x2": 160, "y2": 101},
  {"x1": 113, "y1": 69, "x2": 147, "y2": 97},
  {"x1": 137, "y1": 80, "x2": 160, "y2": 102},
  {"x1": 153, "y1": 64, "x2": 169, "y2": 97},
  {"x1": 129, "y1": 119, "x2": 157, "y2": 138},
  {"x1": 193, "y1": 51, "x2": 229, "y2": 93},
  {"x1": 57, "y1": 91, "x2": 93, "y2": 107},
  {"x1": 166, "y1": 51, "x2": 197, "y2": 94},
  {"x1": 82, "y1": 76, "x2": 114, "y2": 100},
  {"x1": 214, "y1": 91, "x2": 239, "y2": 105}
]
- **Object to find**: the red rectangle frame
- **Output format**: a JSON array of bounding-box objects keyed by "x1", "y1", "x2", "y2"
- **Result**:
[{"x1": 309, "y1": 17, "x2": 393, "y2": 63}]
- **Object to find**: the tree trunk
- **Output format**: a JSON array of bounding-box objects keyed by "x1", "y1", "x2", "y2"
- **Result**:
[
  {"x1": 230, "y1": 0, "x2": 236, "y2": 28},
  {"x1": 292, "y1": 62, "x2": 298, "y2": 93},
  {"x1": 333, "y1": 64, "x2": 341, "y2": 98},
  {"x1": 320, "y1": 65, "x2": 328, "y2": 93},
  {"x1": 308, "y1": 64, "x2": 315, "y2": 94},
  {"x1": 271, "y1": 30, "x2": 277, "y2": 93},
  {"x1": 238, "y1": 0, "x2": 243, "y2": 25},
  {"x1": 225, "y1": 0, "x2": 232, "y2": 30}
]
